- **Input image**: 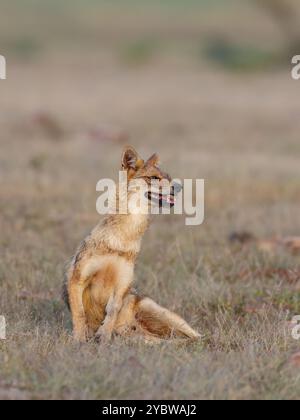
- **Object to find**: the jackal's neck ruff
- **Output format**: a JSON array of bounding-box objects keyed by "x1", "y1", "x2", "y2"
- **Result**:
[{"x1": 93, "y1": 212, "x2": 149, "y2": 256}]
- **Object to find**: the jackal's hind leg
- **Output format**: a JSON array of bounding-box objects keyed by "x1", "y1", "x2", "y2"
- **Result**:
[{"x1": 68, "y1": 281, "x2": 88, "y2": 342}]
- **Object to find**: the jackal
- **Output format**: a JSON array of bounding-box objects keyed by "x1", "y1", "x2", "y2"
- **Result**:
[{"x1": 63, "y1": 146, "x2": 200, "y2": 343}]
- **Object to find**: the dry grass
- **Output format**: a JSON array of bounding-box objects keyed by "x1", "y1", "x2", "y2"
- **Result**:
[{"x1": 1, "y1": 0, "x2": 300, "y2": 400}]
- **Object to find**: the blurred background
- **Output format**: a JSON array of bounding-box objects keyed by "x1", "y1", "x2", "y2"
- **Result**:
[
  {"x1": 1, "y1": 0, "x2": 300, "y2": 234},
  {"x1": 1, "y1": 0, "x2": 300, "y2": 400}
]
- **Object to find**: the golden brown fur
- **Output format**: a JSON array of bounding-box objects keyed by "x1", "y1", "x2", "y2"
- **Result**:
[{"x1": 64, "y1": 146, "x2": 200, "y2": 343}]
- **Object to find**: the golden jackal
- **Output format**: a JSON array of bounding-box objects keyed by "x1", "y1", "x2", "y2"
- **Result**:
[{"x1": 63, "y1": 146, "x2": 200, "y2": 343}]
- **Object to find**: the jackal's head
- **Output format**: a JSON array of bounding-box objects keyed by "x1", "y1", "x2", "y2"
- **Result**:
[{"x1": 121, "y1": 146, "x2": 181, "y2": 211}]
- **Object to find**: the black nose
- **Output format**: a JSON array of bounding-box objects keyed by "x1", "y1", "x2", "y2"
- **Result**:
[{"x1": 172, "y1": 182, "x2": 182, "y2": 194}]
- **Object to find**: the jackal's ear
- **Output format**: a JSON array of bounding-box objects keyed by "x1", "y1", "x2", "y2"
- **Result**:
[
  {"x1": 145, "y1": 153, "x2": 159, "y2": 167},
  {"x1": 121, "y1": 146, "x2": 144, "y2": 171}
]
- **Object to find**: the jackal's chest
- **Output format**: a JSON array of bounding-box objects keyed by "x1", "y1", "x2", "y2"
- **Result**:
[{"x1": 82, "y1": 255, "x2": 135, "y2": 332}]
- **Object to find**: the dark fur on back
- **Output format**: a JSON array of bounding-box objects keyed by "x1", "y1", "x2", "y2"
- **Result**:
[
  {"x1": 62, "y1": 271, "x2": 70, "y2": 310},
  {"x1": 62, "y1": 239, "x2": 89, "y2": 310}
]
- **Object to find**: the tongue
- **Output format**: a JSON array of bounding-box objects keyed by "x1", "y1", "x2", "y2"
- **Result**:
[{"x1": 165, "y1": 195, "x2": 175, "y2": 204}]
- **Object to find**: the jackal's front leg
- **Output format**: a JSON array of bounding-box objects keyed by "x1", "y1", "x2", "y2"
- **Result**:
[
  {"x1": 68, "y1": 280, "x2": 88, "y2": 342},
  {"x1": 95, "y1": 287, "x2": 128, "y2": 342},
  {"x1": 96, "y1": 278, "x2": 131, "y2": 341}
]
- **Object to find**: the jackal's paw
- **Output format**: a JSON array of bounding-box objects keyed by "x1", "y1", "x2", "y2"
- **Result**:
[
  {"x1": 95, "y1": 327, "x2": 112, "y2": 344},
  {"x1": 73, "y1": 328, "x2": 89, "y2": 343}
]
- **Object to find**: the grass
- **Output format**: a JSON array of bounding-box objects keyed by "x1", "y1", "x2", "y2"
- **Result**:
[
  {"x1": 1, "y1": 0, "x2": 300, "y2": 401},
  {"x1": 204, "y1": 40, "x2": 279, "y2": 71},
  {"x1": 1, "y1": 112, "x2": 300, "y2": 400}
]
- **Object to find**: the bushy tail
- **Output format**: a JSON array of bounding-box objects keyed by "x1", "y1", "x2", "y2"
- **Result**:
[{"x1": 136, "y1": 298, "x2": 200, "y2": 340}]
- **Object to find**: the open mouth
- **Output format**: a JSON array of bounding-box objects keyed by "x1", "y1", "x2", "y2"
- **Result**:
[{"x1": 146, "y1": 191, "x2": 176, "y2": 207}]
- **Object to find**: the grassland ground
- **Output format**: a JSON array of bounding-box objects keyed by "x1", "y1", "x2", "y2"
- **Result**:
[{"x1": 1, "y1": 0, "x2": 300, "y2": 400}]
